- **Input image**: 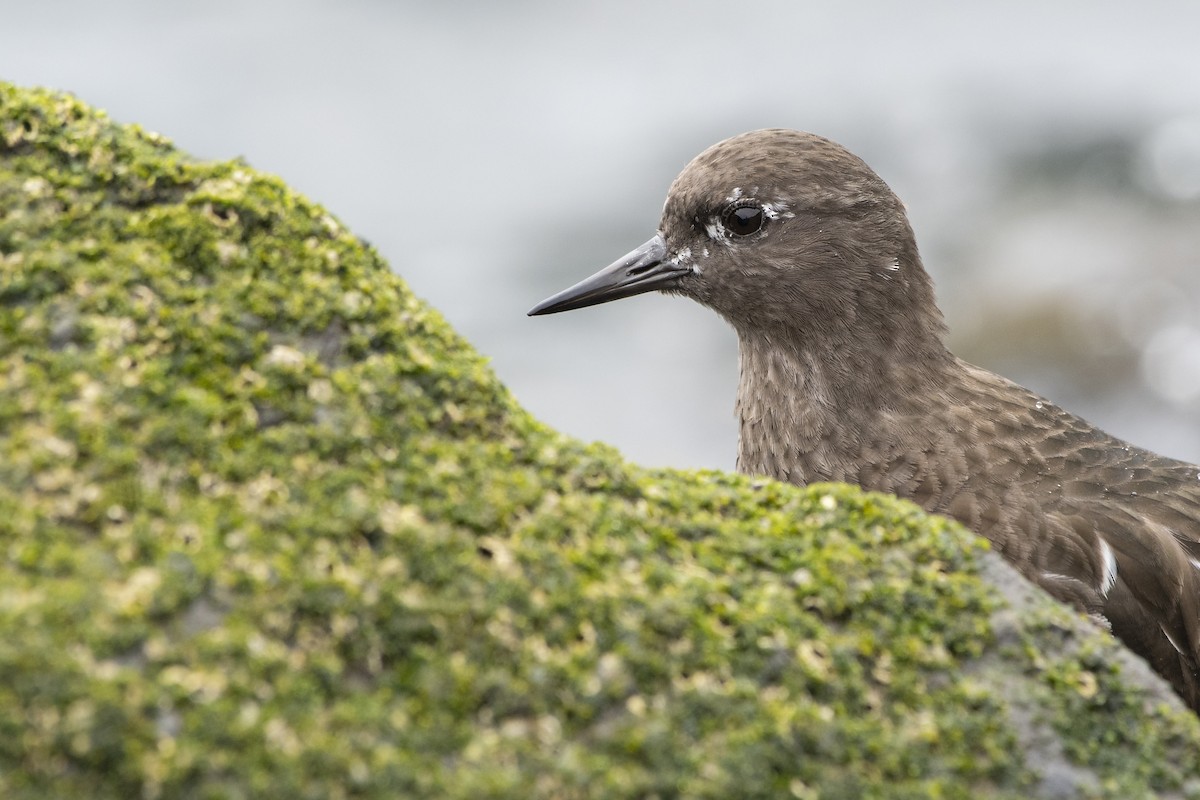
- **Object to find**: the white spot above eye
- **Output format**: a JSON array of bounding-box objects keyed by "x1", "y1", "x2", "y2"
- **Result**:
[
  {"x1": 726, "y1": 187, "x2": 743, "y2": 202},
  {"x1": 761, "y1": 200, "x2": 794, "y2": 220}
]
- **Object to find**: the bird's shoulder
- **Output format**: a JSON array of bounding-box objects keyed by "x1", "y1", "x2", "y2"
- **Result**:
[{"x1": 942, "y1": 359, "x2": 1200, "y2": 518}]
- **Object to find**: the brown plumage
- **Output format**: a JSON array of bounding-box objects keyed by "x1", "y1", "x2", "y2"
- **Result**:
[{"x1": 530, "y1": 129, "x2": 1200, "y2": 712}]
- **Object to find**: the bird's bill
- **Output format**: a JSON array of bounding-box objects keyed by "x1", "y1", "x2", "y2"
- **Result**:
[{"x1": 528, "y1": 234, "x2": 689, "y2": 316}]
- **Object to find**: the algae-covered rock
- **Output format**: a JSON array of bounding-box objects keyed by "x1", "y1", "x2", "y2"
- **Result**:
[{"x1": 1, "y1": 82, "x2": 1198, "y2": 799}]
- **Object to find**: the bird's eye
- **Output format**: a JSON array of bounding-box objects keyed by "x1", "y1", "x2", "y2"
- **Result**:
[{"x1": 722, "y1": 203, "x2": 764, "y2": 237}]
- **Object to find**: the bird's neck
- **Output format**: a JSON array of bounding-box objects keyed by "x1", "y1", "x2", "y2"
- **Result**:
[{"x1": 734, "y1": 325, "x2": 952, "y2": 484}]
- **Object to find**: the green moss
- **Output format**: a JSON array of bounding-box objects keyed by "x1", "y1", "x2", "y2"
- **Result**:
[{"x1": 1, "y1": 82, "x2": 1198, "y2": 799}]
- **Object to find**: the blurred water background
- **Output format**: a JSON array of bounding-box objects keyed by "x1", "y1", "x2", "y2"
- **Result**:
[{"x1": 4, "y1": 1, "x2": 1199, "y2": 470}]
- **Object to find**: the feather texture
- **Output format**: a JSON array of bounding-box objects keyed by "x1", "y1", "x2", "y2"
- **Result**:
[{"x1": 534, "y1": 128, "x2": 1200, "y2": 711}]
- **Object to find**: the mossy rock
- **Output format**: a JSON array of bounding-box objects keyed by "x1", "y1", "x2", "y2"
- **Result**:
[{"x1": 1, "y1": 82, "x2": 1198, "y2": 799}]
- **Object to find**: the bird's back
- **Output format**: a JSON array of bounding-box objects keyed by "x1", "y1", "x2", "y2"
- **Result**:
[{"x1": 848, "y1": 359, "x2": 1200, "y2": 709}]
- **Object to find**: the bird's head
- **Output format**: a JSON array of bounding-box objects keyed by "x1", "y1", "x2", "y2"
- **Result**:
[{"x1": 530, "y1": 129, "x2": 943, "y2": 348}]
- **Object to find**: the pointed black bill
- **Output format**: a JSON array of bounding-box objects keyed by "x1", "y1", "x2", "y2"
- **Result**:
[{"x1": 528, "y1": 234, "x2": 688, "y2": 316}]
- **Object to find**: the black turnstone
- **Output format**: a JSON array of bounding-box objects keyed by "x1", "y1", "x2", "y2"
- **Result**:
[{"x1": 529, "y1": 129, "x2": 1200, "y2": 712}]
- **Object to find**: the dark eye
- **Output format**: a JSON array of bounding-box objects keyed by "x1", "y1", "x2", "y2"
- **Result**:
[{"x1": 722, "y1": 204, "x2": 764, "y2": 237}]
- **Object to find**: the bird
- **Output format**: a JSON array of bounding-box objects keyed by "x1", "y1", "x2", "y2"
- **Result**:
[{"x1": 528, "y1": 129, "x2": 1200, "y2": 713}]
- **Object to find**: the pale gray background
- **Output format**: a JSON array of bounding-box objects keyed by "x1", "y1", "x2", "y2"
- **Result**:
[{"x1": 4, "y1": 1, "x2": 1199, "y2": 469}]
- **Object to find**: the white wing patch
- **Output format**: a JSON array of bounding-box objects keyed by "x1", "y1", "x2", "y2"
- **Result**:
[
  {"x1": 1161, "y1": 623, "x2": 1186, "y2": 655},
  {"x1": 1098, "y1": 539, "x2": 1118, "y2": 597}
]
